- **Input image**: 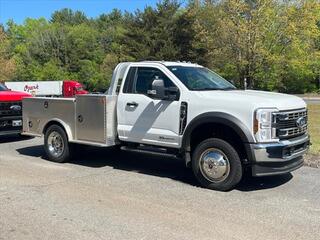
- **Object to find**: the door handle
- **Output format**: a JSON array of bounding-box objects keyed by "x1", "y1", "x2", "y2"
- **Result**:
[{"x1": 126, "y1": 101, "x2": 138, "y2": 107}]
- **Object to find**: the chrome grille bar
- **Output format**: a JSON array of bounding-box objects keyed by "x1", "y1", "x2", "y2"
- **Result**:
[{"x1": 273, "y1": 108, "x2": 308, "y2": 139}]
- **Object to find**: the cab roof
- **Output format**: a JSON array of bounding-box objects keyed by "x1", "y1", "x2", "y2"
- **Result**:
[{"x1": 138, "y1": 61, "x2": 201, "y2": 67}]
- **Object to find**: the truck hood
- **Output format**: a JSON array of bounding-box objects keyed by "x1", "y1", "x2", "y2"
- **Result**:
[
  {"x1": 0, "y1": 90, "x2": 32, "y2": 101},
  {"x1": 196, "y1": 90, "x2": 306, "y2": 111}
]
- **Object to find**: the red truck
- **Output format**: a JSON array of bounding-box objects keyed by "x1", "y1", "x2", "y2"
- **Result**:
[
  {"x1": 5, "y1": 80, "x2": 88, "y2": 97},
  {"x1": 0, "y1": 83, "x2": 31, "y2": 136}
]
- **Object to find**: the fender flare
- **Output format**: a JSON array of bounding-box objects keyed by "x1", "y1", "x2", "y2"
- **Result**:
[
  {"x1": 42, "y1": 118, "x2": 74, "y2": 141},
  {"x1": 181, "y1": 112, "x2": 255, "y2": 152}
]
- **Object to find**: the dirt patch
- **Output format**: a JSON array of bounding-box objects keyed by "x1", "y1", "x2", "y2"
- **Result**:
[{"x1": 304, "y1": 154, "x2": 320, "y2": 168}]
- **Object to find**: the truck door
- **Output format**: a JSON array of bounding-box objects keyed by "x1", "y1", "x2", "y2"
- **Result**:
[
  {"x1": 117, "y1": 66, "x2": 181, "y2": 148},
  {"x1": 62, "y1": 81, "x2": 73, "y2": 97}
]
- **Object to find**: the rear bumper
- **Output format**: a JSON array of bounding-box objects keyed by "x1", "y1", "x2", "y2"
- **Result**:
[{"x1": 248, "y1": 134, "x2": 310, "y2": 176}]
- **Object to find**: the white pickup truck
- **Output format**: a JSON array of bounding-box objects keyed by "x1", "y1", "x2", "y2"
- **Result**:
[{"x1": 22, "y1": 61, "x2": 310, "y2": 191}]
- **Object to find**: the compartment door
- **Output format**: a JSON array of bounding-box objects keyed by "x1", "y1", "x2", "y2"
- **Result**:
[{"x1": 75, "y1": 95, "x2": 107, "y2": 144}]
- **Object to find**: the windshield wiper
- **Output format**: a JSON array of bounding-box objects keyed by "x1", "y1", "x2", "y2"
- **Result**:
[
  {"x1": 223, "y1": 87, "x2": 237, "y2": 90},
  {"x1": 192, "y1": 87, "x2": 234, "y2": 91}
]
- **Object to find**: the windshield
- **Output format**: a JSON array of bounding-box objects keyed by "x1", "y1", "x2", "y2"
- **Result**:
[
  {"x1": 167, "y1": 66, "x2": 236, "y2": 91},
  {"x1": 0, "y1": 83, "x2": 8, "y2": 91}
]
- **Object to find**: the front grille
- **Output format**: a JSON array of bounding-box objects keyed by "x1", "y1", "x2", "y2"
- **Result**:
[
  {"x1": 0, "y1": 101, "x2": 22, "y2": 117},
  {"x1": 273, "y1": 109, "x2": 308, "y2": 139}
]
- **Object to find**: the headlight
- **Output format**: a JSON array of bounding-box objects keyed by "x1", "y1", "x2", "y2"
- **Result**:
[{"x1": 254, "y1": 108, "x2": 278, "y2": 143}]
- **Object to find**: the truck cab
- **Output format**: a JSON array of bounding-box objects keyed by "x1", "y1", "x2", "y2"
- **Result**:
[
  {"x1": 22, "y1": 61, "x2": 310, "y2": 191},
  {"x1": 0, "y1": 83, "x2": 31, "y2": 136},
  {"x1": 63, "y1": 80, "x2": 88, "y2": 97}
]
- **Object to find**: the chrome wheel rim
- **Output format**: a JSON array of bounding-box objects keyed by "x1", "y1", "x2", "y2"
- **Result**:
[
  {"x1": 47, "y1": 131, "x2": 64, "y2": 157},
  {"x1": 199, "y1": 148, "x2": 230, "y2": 183}
]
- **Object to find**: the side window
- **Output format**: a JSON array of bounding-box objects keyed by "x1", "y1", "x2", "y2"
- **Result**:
[
  {"x1": 115, "y1": 78, "x2": 123, "y2": 94},
  {"x1": 123, "y1": 67, "x2": 137, "y2": 93},
  {"x1": 132, "y1": 67, "x2": 174, "y2": 94}
]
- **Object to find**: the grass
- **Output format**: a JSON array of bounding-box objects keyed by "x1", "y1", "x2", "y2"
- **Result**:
[
  {"x1": 305, "y1": 104, "x2": 320, "y2": 168},
  {"x1": 308, "y1": 104, "x2": 320, "y2": 155}
]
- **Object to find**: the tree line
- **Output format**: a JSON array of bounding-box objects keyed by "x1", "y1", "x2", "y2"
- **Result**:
[{"x1": 0, "y1": 0, "x2": 319, "y2": 93}]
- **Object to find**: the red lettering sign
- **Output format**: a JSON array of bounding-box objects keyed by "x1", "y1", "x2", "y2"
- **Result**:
[{"x1": 24, "y1": 84, "x2": 39, "y2": 92}]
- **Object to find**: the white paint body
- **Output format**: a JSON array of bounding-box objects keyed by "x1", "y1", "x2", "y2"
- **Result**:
[
  {"x1": 22, "y1": 61, "x2": 307, "y2": 149},
  {"x1": 116, "y1": 62, "x2": 306, "y2": 148}
]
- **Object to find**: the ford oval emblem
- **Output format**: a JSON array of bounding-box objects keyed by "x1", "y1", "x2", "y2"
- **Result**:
[
  {"x1": 296, "y1": 116, "x2": 306, "y2": 128},
  {"x1": 10, "y1": 105, "x2": 22, "y2": 111}
]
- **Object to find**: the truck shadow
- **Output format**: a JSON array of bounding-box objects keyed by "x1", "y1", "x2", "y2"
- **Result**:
[
  {"x1": 16, "y1": 144, "x2": 293, "y2": 192},
  {"x1": 237, "y1": 173, "x2": 293, "y2": 191},
  {"x1": 0, "y1": 134, "x2": 34, "y2": 144}
]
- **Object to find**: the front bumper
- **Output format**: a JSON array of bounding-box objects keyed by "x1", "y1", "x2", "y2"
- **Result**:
[
  {"x1": 247, "y1": 134, "x2": 310, "y2": 176},
  {"x1": 0, "y1": 116, "x2": 22, "y2": 136}
]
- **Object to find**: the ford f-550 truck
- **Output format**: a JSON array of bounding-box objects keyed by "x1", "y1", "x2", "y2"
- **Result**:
[
  {"x1": 0, "y1": 83, "x2": 31, "y2": 136},
  {"x1": 22, "y1": 62, "x2": 310, "y2": 191}
]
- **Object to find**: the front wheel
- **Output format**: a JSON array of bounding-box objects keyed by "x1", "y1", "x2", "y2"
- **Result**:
[
  {"x1": 44, "y1": 125, "x2": 71, "y2": 163},
  {"x1": 192, "y1": 138, "x2": 242, "y2": 191}
]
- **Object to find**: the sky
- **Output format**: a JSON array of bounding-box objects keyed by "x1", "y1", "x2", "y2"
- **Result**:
[{"x1": 0, "y1": 0, "x2": 160, "y2": 25}]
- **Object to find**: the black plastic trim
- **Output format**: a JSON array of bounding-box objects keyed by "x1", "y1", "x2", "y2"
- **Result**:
[
  {"x1": 0, "y1": 130, "x2": 21, "y2": 136},
  {"x1": 252, "y1": 157, "x2": 304, "y2": 176},
  {"x1": 181, "y1": 112, "x2": 255, "y2": 161},
  {"x1": 0, "y1": 116, "x2": 22, "y2": 121},
  {"x1": 182, "y1": 112, "x2": 254, "y2": 148},
  {"x1": 179, "y1": 102, "x2": 188, "y2": 135}
]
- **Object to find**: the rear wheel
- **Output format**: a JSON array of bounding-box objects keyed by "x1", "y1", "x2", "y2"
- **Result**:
[
  {"x1": 44, "y1": 125, "x2": 71, "y2": 163},
  {"x1": 192, "y1": 138, "x2": 242, "y2": 191}
]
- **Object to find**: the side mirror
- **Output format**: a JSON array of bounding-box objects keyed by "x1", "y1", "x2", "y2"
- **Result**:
[
  {"x1": 165, "y1": 86, "x2": 179, "y2": 101},
  {"x1": 147, "y1": 79, "x2": 165, "y2": 100}
]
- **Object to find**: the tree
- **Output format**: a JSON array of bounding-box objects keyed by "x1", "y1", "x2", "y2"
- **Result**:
[
  {"x1": 188, "y1": 0, "x2": 320, "y2": 93},
  {"x1": 278, "y1": 0, "x2": 320, "y2": 93},
  {"x1": 1, "y1": 1, "x2": 319, "y2": 93},
  {"x1": 51, "y1": 9, "x2": 88, "y2": 25},
  {"x1": 123, "y1": 0, "x2": 180, "y2": 61},
  {"x1": 0, "y1": 27, "x2": 16, "y2": 81}
]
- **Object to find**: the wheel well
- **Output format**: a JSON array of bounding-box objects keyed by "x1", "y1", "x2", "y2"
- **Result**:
[
  {"x1": 43, "y1": 121, "x2": 68, "y2": 139},
  {"x1": 189, "y1": 123, "x2": 248, "y2": 162}
]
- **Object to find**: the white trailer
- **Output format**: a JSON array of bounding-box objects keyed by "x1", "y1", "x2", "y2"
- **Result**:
[
  {"x1": 5, "y1": 81, "x2": 63, "y2": 96},
  {"x1": 5, "y1": 80, "x2": 88, "y2": 97}
]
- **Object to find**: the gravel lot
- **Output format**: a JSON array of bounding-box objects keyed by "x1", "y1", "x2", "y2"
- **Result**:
[{"x1": 1, "y1": 135, "x2": 320, "y2": 240}]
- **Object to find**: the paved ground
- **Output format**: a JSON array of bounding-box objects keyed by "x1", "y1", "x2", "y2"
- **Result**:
[
  {"x1": 301, "y1": 97, "x2": 320, "y2": 104},
  {"x1": 1, "y1": 136, "x2": 320, "y2": 240}
]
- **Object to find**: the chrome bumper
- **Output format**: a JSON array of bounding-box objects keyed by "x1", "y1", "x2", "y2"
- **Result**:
[{"x1": 248, "y1": 134, "x2": 310, "y2": 176}]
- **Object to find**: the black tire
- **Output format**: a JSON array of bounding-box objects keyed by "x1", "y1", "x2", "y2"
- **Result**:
[
  {"x1": 192, "y1": 138, "x2": 242, "y2": 191},
  {"x1": 44, "y1": 125, "x2": 71, "y2": 163}
]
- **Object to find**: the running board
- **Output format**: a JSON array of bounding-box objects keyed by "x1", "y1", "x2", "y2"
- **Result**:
[{"x1": 120, "y1": 146, "x2": 178, "y2": 158}]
